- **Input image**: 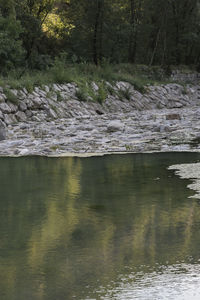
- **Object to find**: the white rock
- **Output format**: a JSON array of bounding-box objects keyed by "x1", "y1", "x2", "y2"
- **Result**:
[
  {"x1": 19, "y1": 101, "x2": 27, "y2": 111},
  {"x1": 7, "y1": 102, "x2": 18, "y2": 113},
  {"x1": 53, "y1": 84, "x2": 61, "y2": 92},
  {"x1": 0, "y1": 103, "x2": 12, "y2": 113},
  {"x1": 18, "y1": 91, "x2": 27, "y2": 99},
  {"x1": 107, "y1": 120, "x2": 124, "y2": 132},
  {"x1": 25, "y1": 110, "x2": 32, "y2": 118},
  {"x1": 43, "y1": 85, "x2": 50, "y2": 93},
  {"x1": 15, "y1": 111, "x2": 27, "y2": 122},
  {"x1": 49, "y1": 108, "x2": 57, "y2": 119},
  {"x1": 32, "y1": 97, "x2": 43, "y2": 108},
  {"x1": 4, "y1": 114, "x2": 17, "y2": 125},
  {"x1": 91, "y1": 82, "x2": 99, "y2": 92},
  {"x1": 0, "y1": 94, "x2": 5, "y2": 102},
  {"x1": 10, "y1": 89, "x2": 18, "y2": 96},
  {"x1": 0, "y1": 110, "x2": 3, "y2": 119},
  {"x1": 0, "y1": 119, "x2": 6, "y2": 140},
  {"x1": 22, "y1": 88, "x2": 28, "y2": 95},
  {"x1": 19, "y1": 149, "x2": 29, "y2": 156}
]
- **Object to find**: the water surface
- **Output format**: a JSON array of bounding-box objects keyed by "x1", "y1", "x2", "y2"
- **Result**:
[{"x1": 1, "y1": 153, "x2": 200, "y2": 299}]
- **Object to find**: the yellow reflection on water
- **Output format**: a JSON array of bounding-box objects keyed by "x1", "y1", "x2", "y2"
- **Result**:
[
  {"x1": 28, "y1": 158, "x2": 82, "y2": 270},
  {"x1": 1, "y1": 154, "x2": 200, "y2": 300}
]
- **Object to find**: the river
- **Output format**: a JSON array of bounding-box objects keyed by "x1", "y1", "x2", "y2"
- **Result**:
[{"x1": 1, "y1": 153, "x2": 200, "y2": 299}]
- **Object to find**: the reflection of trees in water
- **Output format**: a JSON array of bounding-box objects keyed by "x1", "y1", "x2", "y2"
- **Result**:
[
  {"x1": 0, "y1": 154, "x2": 200, "y2": 299},
  {"x1": 28, "y1": 157, "x2": 82, "y2": 268}
]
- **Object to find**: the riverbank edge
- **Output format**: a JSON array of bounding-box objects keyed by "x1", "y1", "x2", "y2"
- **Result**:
[
  {"x1": 1, "y1": 149, "x2": 200, "y2": 159},
  {"x1": 0, "y1": 72, "x2": 200, "y2": 157}
]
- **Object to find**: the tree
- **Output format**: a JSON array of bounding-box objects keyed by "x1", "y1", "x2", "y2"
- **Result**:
[{"x1": 0, "y1": 15, "x2": 25, "y2": 73}]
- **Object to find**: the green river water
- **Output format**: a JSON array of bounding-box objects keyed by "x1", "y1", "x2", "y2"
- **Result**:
[{"x1": 1, "y1": 153, "x2": 200, "y2": 300}]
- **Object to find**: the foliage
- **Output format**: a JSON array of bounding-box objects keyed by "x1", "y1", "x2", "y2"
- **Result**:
[
  {"x1": 0, "y1": 62, "x2": 172, "y2": 99},
  {"x1": 75, "y1": 85, "x2": 90, "y2": 102},
  {"x1": 0, "y1": 15, "x2": 25, "y2": 73},
  {"x1": 94, "y1": 82, "x2": 107, "y2": 104},
  {"x1": 117, "y1": 87, "x2": 131, "y2": 101},
  {"x1": 0, "y1": 0, "x2": 199, "y2": 73}
]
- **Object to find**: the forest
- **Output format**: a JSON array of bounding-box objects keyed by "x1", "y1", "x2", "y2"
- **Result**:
[{"x1": 0, "y1": 0, "x2": 200, "y2": 76}]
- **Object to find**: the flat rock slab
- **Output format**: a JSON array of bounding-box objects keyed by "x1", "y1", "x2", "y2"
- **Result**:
[
  {"x1": 107, "y1": 120, "x2": 125, "y2": 132},
  {"x1": 0, "y1": 120, "x2": 6, "y2": 141},
  {"x1": 0, "y1": 105, "x2": 200, "y2": 157},
  {"x1": 168, "y1": 163, "x2": 200, "y2": 199}
]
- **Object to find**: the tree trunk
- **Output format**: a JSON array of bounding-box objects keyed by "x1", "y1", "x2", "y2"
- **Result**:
[
  {"x1": 93, "y1": 0, "x2": 104, "y2": 65},
  {"x1": 128, "y1": 0, "x2": 136, "y2": 63},
  {"x1": 149, "y1": 28, "x2": 161, "y2": 66}
]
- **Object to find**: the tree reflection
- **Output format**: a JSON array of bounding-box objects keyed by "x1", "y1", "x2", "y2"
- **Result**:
[{"x1": 0, "y1": 153, "x2": 200, "y2": 299}]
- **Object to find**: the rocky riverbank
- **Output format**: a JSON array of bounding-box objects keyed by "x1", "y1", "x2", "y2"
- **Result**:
[
  {"x1": 0, "y1": 81, "x2": 200, "y2": 156},
  {"x1": 169, "y1": 163, "x2": 200, "y2": 199}
]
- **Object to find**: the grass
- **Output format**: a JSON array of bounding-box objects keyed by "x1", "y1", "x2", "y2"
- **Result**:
[
  {"x1": 56, "y1": 91, "x2": 63, "y2": 102},
  {"x1": 75, "y1": 86, "x2": 89, "y2": 102},
  {"x1": 93, "y1": 83, "x2": 108, "y2": 104},
  {"x1": 117, "y1": 87, "x2": 132, "y2": 101},
  {"x1": 75, "y1": 82, "x2": 107, "y2": 104},
  {"x1": 0, "y1": 62, "x2": 181, "y2": 104},
  {"x1": 0, "y1": 63, "x2": 169, "y2": 89}
]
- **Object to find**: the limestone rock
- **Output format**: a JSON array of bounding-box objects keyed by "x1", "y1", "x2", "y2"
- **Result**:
[
  {"x1": 0, "y1": 103, "x2": 12, "y2": 114},
  {"x1": 25, "y1": 110, "x2": 33, "y2": 118},
  {"x1": 31, "y1": 97, "x2": 43, "y2": 108},
  {"x1": 52, "y1": 84, "x2": 60, "y2": 92},
  {"x1": 10, "y1": 89, "x2": 18, "y2": 97},
  {"x1": 19, "y1": 101, "x2": 27, "y2": 112},
  {"x1": 4, "y1": 114, "x2": 17, "y2": 125},
  {"x1": 107, "y1": 120, "x2": 124, "y2": 132},
  {"x1": 91, "y1": 82, "x2": 99, "y2": 92},
  {"x1": 0, "y1": 94, "x2": 5, "y2": 102},
  {"x1": 18, "y1": 90, "x2": 26, "y2": 99},
  {"x1": 15, "y1": 111, "x2": 27, "y2": 122},
  {"x1": 18, "y1": 148, "x2": 30, "y2": 156},
  {"x1": 48, "y1": 108, "x2": 57, "y2": 119},
  {"x1": 0, "y1": 119, "x2": 6, "y2": 140},
  {"x1": 166, "y1": 114, "x2": 181, "y2": 120},
  {"x1": 7, "y1": 102, "x2": 18, "y2": 113},
  {"x1": 43, "y1": 85, "x2": 50, "y2": 93},
  {"x1": 0, "y1": 110, "x2": 3, "y2": 119}
]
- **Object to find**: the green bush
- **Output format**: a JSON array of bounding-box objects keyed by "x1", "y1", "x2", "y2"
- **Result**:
[{"x1": 0, "y1": 15, "x2": 25, "y2": 73}]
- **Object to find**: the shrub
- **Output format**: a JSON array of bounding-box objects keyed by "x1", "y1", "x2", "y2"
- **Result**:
[{"x1": 0, "y1": 15, "x2": 25, "y2": 73}]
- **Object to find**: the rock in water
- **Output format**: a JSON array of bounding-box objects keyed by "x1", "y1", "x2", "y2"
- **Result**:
[{"x1": 0, "y1": 120, "x2": 6, "y2": 141}]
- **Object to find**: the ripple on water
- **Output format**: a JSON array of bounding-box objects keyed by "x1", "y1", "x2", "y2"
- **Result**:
[{"x1": 97, "y1": 263, "x2": 200, "y2": 300}]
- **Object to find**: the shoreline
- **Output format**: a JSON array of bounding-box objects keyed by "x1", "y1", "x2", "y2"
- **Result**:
[
  {"x1": 0, "y1": 80, "x2": 200, "y2": 157},
  {"x1": 0, "y1": 150, "x2": 200, "y2": 158},
  {"x1": 1, "y1": 105, "x2": 200, "y2": 157},
  {"x1": 2, "y1": 149, "x2": 200, "y2": 159}
]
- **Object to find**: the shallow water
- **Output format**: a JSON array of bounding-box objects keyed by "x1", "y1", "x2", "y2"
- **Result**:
[{"x1": 1, "y1": 153, "x2": 200, "y2": 300}]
